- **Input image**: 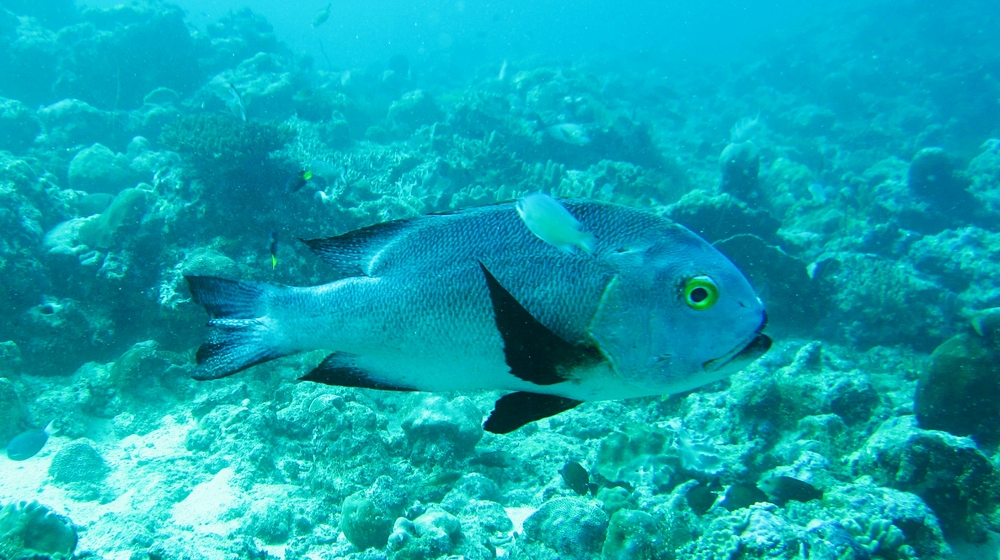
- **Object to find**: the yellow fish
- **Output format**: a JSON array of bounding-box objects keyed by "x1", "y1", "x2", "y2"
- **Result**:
[{"x1": 312, "y1": 4, "x2": 331, "y2": 28}]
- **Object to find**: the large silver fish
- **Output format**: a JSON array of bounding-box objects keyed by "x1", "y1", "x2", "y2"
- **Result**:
[{"x1": 185, "y1": 200, "x2": 770, "y2": 433}]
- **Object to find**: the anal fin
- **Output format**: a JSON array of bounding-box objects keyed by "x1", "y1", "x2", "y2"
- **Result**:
[
  {"x1": 484, "y1": 392, "x2": 583, "y2": 434},
  {"x1": 300, "y1": 353, "x2": 415, "y2": 392}
]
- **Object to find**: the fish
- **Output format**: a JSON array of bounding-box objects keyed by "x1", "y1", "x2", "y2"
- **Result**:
[
  {"x1": 757, "y1": 476, "x2": 823, "y2": 506},
  {"x1": 686, "y1": 481, "x2": 721, "y2": 515},
  {"x1": 184, "y1": 200, "x2": 770, "y2": 434},
  {"x1": 286, "y1": 169, "x2": 314, "y2": 193},
  {"x1": 515, "y1": 193, "x2": 596, "y2": 255},
  {"x1": 225, "y1": 83, "x2": 246, "y2": 122},
  {"x1": 559, "y1": 461, "x2": 591, "y2": 495},
  {"x1": 6, "y1": 420, "x2": 56, "y2": 461},
  {"x1": 971, "y1": 308, "x2": 1000, "y2": 339},
  {"x1": 424, "y1": 471, "x2": 463, "y2": 486},
  {"x1": 545, "y1": 123, "x2": 591, "y2": 146},
  {"x1": 590, "y1": 472, "x2": 634, "y2": 493},
  {"x1": 312, "y1": 3, "x2": 331, "y2": 28},
  {"x1": 269, "y1": 230, "x2": 279, "y2": 270},
  {"x1": 469, "y1": 450, "x2": 517, "y2": 468},
  {"x1": 719, "y1": 483, "x2": 768, "y2": 511}
]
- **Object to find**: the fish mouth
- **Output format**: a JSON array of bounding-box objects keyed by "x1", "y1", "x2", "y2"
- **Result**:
[{"x1": 703, "y1": 311, "x2": 771, "y2": 373}]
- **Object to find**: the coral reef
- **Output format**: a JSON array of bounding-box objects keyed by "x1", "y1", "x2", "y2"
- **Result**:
[
  {"x1": 0, "y1": 501, "x2": 77, "y2": 560},
  {"x1": 0, "y1": 0, "x2": 997, "y2": 558},
  {"x1": 159, "y1": 113, "x2": 295, "y2": 190},
  {"x1": 857, "y1": 416, "x2": 1000, "y2": 538},
  {"x1": 915, "y1": 333, "x2": 1000, "y2": 445}
]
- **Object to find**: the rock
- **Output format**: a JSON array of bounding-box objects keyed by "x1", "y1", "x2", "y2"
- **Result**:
[
  {"x1": 0, "y1": 98, "x2": 40, "y2": 152},
  {"x1": 67, "y1": 143, "x2": 142, "y2": 195},
  {"x1": 0, "y1": 341, "x2": 21, "y2": 377},
  {"x1": 0, "y1": 501, "x2": 77, "y2": 558},
  {"x1": 857, "y1": 416, "x2": 1000, "y2": 537},
  {"x1": 53, "y1": 3, "x2": 201, "y2": 109},
  {"x1": 821, "y1": 252, "x2": 950, "y2": 350},
  {"x1": 666, "y1": 190, "x2": 780, "y2": 245},
  {"x1": 388, "y1": 90, "x2": 444, "y2": 132},
  {"x1": 915, "y1": 333, "x2": 1000, "y2": 445},
  {"x1": 825, "y1": 480, "x2": 950, "y2": 559},
  {"x1": 179, "y1": 248, "x2": 241, "y2": 278},
  {"x1": 441, "y1": 474, "x2": 502, "y2": 513},
  {"x1": 602, "y1": 509, "x2": 660, "y2": 560},
  {"x1": 713, "y1": 234, "x2": 832, "y2": 333},
  {"x1": 401, "y1": 395, "x2": 483, "y2": 455},
  {"x1": 242, "y1": 498, "x2": 292, "y2": 544},
  {"x1": 458, "y1": 500, "x2": 512, "y2": 533},
  {"x1": 908, "y1": 147, "x2": 975, "y2": 218},
  {"x1": 523, "y1": 498, "x2": 609, "y2": 557},
  {"x1": 909, "y1": 226, "x2": 1000, "y2": 300},
  {"x1": 0, "y1": 378, "x2": 22, "y2": 443},
  {"x1": 0, "y1": 16, "x2": 61, "y2": 105},
  {"x1": 340, "y1": 476, "x2": 404, "y2": 551},
  {"x1": 49, "y1": 439, "x2": 109, "y2": 483},
  {"x1": 413, "y1": 506, "x2": 461, "y2": 548},
  {"x1": 36, "y1": 99, "x2": 111, "y2": 147},
  {"x1": 77, "y1": 187, "x2": 152, "y2": 250},
  {"x1": 594, "y1": 423, "x2": 672, "y2": 491}
]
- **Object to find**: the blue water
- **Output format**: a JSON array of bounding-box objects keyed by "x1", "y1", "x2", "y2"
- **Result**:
[{"x1": 0, "y1": 0, "x2": 999, "y2": 558}]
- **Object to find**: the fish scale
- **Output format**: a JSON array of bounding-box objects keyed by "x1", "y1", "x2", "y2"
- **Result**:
[{"x1": 186, "y1": 199, "x2": 769, "y2": 433}]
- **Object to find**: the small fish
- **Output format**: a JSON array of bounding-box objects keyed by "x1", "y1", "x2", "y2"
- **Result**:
[
  {"x1": 226, "y1": 83, "x2": 246, "y2": 122},
  {"x1": 516, "y1": 193, "x2": 597, "y2": 255},
  {"x1": 590, "y1": 472, "x2": 634, "y2": 493},
  {"x1": 719, "y1": 483, "x2": 768, "y2": 511},
  {"x1": 730, "y1": 113, "x2": 761, "y2": 143},
  {"x1": 470, "y1": 450, "x2": 517, "y2": 468},
  {"x1": 287, "y1": 169, "x2": 314, "y2": 193},
  {"x1": 686, "y1": 481, "x2": 720, "y2": 515},
  {"x1": 545, "y1": 123, "x2": 590, "y2": 146},
  {"x1": 424, "y1": 471, "x2": 463, "y2": 486},
  {"x1": 185, "y1": 200, "x2": 769, "y2": 434},
  {"x1": 971, "y1": 308, "x2": 1000, "y2": 339},
  {"x1": 559, "y1": 461, "x2": 590, "y2": 495},
  {"x1": 757, "y1": 476, "x2": 823, "y2": 507},
  {"x1": 269, "y1": 230, "x2": 279, "y2": 270},
  {"x1": 498, "y1": 59, "x2": 508, "y2": 81},
  {"x1": 6, "y1": 420, "x2": 56, "y2": 461},
  {"x1": 312, "y1": 3, "x2": 331, "y2": 28}
]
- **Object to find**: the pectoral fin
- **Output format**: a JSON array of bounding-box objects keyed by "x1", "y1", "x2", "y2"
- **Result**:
[
  {"x1": 478, "y1": 262, "x2": 603, "y2": 386},
  {"x1": 484, "y1": 392, "x2": 583, "y2": 434}
]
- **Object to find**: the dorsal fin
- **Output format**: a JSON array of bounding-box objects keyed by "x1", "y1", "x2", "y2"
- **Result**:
[{"x1": 300, "y1": 219, "x2": 415, "y2": 277}]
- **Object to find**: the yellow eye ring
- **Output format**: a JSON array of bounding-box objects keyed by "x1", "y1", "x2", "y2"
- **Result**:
[{"x1": 683, "y1": 276, "x2": 719, "y2": 310}]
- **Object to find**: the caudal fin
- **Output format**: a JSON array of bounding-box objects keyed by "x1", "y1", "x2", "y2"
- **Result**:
[{"x1": 185, "y1": 276, "x2": 286, "y2": 380}]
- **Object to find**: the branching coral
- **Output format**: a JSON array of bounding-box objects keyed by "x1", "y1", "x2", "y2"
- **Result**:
[{"x1": 160, "y1": 113, "x2": 294, "y2": 194}]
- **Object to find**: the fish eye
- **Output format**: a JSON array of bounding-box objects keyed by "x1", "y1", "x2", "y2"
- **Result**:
[{"x1": 683, "y1": 276, "x2": 719, "y2": 310}]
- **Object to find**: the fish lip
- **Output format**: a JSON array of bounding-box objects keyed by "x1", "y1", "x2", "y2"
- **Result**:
[{"x1": 703, "y1": 311, "x2": 771, "y2": 372}]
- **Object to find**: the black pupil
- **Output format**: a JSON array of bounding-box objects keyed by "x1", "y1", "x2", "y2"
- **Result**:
[{"x1": 690, "y1": 287, "x2": 709, "y2": 303}]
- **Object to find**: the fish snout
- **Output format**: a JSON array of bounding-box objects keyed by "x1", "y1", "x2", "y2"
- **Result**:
[{"x1": 702, "y1": 308, "x2": 770, "y2": 373}]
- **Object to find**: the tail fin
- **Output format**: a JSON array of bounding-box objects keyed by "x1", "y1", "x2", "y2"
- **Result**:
[{"x1": 185, "y1": 276, "x2": 286, "y2": 380}]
